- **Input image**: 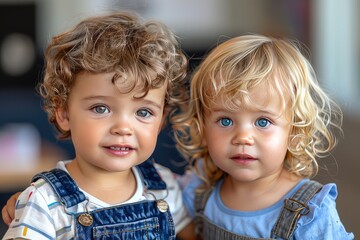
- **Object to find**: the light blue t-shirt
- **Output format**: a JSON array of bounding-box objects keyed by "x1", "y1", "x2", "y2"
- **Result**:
[{"x1": 182, "y1": 172, "x2": 354, "y2": 240}]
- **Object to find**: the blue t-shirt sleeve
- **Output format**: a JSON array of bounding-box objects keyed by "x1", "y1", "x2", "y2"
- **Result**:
[
  {"x1": 181, "y1": 170, "x2": 204, "y2": 218},
  {"x1": 294, "y1": 183, "x2": 354, "y2": 240}
]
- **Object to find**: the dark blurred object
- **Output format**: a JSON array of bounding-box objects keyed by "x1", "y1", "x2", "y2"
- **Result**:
[
  {"x1": 152, "y1": 124, "x2": 188, "y2": 175},
  {"x1": 0, "y1": 88, "x2": 74, "y2": 157},
  {"x1": 0, "y1": 3, "x2": 41, "y2": 88}
]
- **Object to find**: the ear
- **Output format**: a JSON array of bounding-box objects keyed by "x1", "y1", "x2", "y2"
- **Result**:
[{"x1": 55, "y1": 108, "x2": 70, "y2": 131}]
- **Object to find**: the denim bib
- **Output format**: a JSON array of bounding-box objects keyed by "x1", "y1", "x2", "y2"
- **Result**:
[
  {"x1": 194, "y1": 180, "x2": 322, "y2": 240},
  {"x1": 32, "y1": 160, "x2": 175, "y2": 239}
]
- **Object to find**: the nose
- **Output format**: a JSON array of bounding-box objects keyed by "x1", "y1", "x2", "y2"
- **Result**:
[
  {"x1": 231, "y1": 125, "x2": 254, "y2": 146},
  {"x1": 111, "y1": 127, "x2": 133, "y2": 136},
  {"x1": 110, "y1": 116, "x2": 133, "y2": 136}
]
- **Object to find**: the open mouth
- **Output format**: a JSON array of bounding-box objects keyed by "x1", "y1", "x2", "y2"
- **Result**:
[{"x1": 109, "y1": 146, "x2": 131, "y2": 151}]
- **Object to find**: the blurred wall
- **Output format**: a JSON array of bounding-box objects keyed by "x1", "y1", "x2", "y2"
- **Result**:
[{"x1": 0, "y1": 0, "x2": 359, "y2": 237}]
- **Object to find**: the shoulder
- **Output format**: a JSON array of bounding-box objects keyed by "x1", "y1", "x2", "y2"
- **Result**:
[
  {"x1": 150, "y1": 163, "x2": 184, "y2": 201},
  {"x1": 19, "y1": 175, "x2": 57, "y2": 203},
  {"x1": 295, "y1": 182, "x2": 354, "y2": 239},
  {"x1": 4, "y1": 177, "x2": 60, "y2": 239},
  {"x1": 305, "y1": 182, "x2": 337, "y2": 218},
  {"x1": 179, "y1": 169, "x2": 208, "y2": 218},
  {"x1": 15, "y1": 166, "x2": 69, "y2": 211},
  {"x1": 153, "y1": 163, "x2": 178, "y2": 186}
]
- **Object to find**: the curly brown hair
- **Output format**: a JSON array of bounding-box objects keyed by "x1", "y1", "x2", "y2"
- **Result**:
[{"x1": 38, "y1": 11, "x2": 188, "y2": 139}]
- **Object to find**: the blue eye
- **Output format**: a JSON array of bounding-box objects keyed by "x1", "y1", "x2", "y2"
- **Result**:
[
  {"x1": 256, "y1": 118, "x2": 270, "y2": 128},
  {"x1": 219, "y1": 118, "x2": 233, "y2": 127},
  {"x1": 92, "y1": 105, "x2": 109, "y2": 114},
  {"x1": 136, "y1": 109, "x2": 152, "y2": 118}
]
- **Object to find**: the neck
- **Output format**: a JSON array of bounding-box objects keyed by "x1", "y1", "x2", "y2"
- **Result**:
[
  {"x1": 220, "y1": 169, "x2": 302, "y2": 211},
  {"x1": 66, "y1": 160, "x2": 137, "y2": 204}
]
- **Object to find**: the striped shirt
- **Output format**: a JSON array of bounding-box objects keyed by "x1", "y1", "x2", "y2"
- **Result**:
[{"x1": 3, "y1": 160, "x2": 191, "y2": 239}]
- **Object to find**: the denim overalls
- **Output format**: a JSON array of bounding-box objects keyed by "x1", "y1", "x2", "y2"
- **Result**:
[
  {"x1": 194, "y1": 180, "x2": 323, "y2": 240},
  {"x1": 32, "y1": 160, "x2": 175, "y2": 239}
]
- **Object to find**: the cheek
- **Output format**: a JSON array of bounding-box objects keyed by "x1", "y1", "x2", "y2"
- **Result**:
[
  {"x1": 205, "y1": 131, "x2": 225, "y2": 157},
  {"x1": 203, "y1": 122, "x2": 219, "y2": 140},
  {"x1": 139, "y1": 124, "x2": 161, "y2": 144},
  {"x1": 70, "y1": 120, "x2": 103, "y2": 144},
  {"x1": 72, "y1": 126, "x2": 95, "y2": 148},
  {"x1": 266, "y1": 133, "x2": 289, "y2": 157}
]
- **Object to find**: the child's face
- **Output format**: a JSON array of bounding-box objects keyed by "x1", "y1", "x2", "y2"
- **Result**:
[
  {"x1": 56, "y1": 71, "x2": 166, "y2": 173},
  {"x1": 203, "y1": 84, "x2": 291, "y2": 183}
]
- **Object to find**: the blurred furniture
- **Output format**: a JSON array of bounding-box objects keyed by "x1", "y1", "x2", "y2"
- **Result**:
[{"x1": 0, "y1": 142, "x2": 63, "y2": 192}]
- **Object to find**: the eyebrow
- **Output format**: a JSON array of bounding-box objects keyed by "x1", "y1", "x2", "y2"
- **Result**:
[
  {"x1": 138, "y1": 98, "x2": 163, "y2": 110},
  {"x1": 82, "y1": 95, "x2": 109, "y2": 102}
]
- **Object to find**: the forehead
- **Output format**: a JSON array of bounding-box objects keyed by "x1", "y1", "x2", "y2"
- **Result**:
[
  {"x1": 209, "y1": 82, "x2": 289, "y2": 115},
  {"x1": 76, "y1": 71, "x2": 166, "y2": 89},
  {"x1": 71, "y1": 71, "x2": 167, "y2": 100}
]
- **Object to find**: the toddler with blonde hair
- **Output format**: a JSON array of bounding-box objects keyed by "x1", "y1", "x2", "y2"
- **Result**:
[{"x1": 173, "y1": 34, "x2": 354, "y2": 239}]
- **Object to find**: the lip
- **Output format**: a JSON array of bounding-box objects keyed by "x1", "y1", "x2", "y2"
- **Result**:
[
  {"x1": 230, "y1": 153, "x2": 257, "y2": 164},
  {"x1": 104, "y1": 144, "x2": 136, "y2": 156}
]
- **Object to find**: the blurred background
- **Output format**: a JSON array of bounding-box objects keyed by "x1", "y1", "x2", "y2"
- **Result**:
[{"x1": 0, "y1": 0, "x2": 359, "y2": 237}]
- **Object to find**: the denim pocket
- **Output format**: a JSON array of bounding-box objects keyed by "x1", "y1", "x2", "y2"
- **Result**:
[{"x1": 93, "y1": 217, "x2": 160, "y2": 240}]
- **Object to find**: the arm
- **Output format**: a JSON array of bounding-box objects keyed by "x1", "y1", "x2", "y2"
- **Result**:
[
  {"x1": 1, "y1": 192, "x2": 21, "y2": 225},
  {"x1": 176, "y1": 221, "x2": 197, "y2": 240},
  {"x1": 3, "y1": 185, "x2": 57, "y2": 240}
]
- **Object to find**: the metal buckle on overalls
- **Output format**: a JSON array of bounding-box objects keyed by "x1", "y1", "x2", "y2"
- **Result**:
[
  {"x1": 284, "y1": 198, "x2": 310, "y2": 215},
  {"x1": 78, "y1": 213, "x2": 93, "y2": 226},
  {"x1": 145, "y1": 188, "x2": 169, "y2": 213},
  {"x1": 156, "y1": 199, "x2": 169, "y2": 213},
  {"x1": 78, "y1": 199, "x2": 93, "y2": 226}
]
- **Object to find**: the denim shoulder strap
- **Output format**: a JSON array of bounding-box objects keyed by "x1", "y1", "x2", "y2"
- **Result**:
[
  {"x1": 137, "y1": 160, "x2": 167, "y2": 190},
  {"x1": 32, "y1": 168, "x2": 86, "y2": 208},
  {"x1": 194, "y1": 187, "x2": 213, "y2": 236},
  {"x1": 272, "y1": 180, "x2": 323, "y2": 239},
  {"x1": 194, "y1": 187, "x2": 213, "y2": 214}
]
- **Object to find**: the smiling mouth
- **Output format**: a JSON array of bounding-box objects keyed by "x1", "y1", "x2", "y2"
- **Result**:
[
  {"x1": 109, "y1": 146, "x2": 131, "y2": 151},
  {"x1": 106, "y1": 146, "x2": 134, "y2": 156}
]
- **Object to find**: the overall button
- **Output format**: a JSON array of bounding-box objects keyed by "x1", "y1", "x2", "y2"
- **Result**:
[
  {"x1": 78, "y1": 213, "x2": 93, "y2": 226},
  {"x1": 156, "y1": 199, "x2": 169, "y2": 213}
]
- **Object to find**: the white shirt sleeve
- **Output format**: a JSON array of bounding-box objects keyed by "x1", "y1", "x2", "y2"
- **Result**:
[
  {"x1": 154, "y1": 163, "x2": 192, "y2": 233},
  {"x1": 3, "y1": 181, "x2": 58, "y2": 240}
]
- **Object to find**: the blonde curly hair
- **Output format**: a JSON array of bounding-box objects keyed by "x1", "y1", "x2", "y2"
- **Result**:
[
  {"x1": 173, "y1": 34, "x2": 342, "y2": 188},
  {"x1": 38, "y1": 11, "x2": 187, "y2": 139}
]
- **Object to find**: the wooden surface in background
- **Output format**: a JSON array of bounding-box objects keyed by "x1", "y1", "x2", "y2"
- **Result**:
[{"x1": 0, "y1": 143, "x2": 64, "y2": 191}]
